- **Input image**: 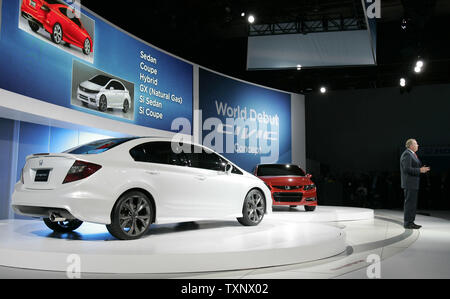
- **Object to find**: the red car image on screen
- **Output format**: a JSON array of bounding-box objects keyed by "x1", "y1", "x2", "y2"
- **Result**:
[
  {"x1": 255, "y1": 164, "x2": 317, "y2": 211},
  {"x1": 20, "y1": 0, "x2": 93, "y2": 55}
]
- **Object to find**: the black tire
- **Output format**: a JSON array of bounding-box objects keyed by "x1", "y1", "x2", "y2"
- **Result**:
[
  {"x1": 106, "y1": 191, "x2": 153, "y2": 240},
  {"x1": 28, "y1": 20, "x2": 39, "y2": 32},
  {"x1": 82, "y1": 38, "x2": 91, "y2": 55},
  {"x1": 98, "y1": 95, "x2": 107, "y2": 112},
  {"x1": 305, "y1": 205, "x2": 316, "y2": 212},
  {"x1": 51, "y1": 23, "x2": 63, "y2": 44},
  {"x1": 122, "y1": 99, "x2": 129, "y2": 113},
  {"x1": 43, "y1": 218, "x2": 83, "y2": 233},
  {"x1": 237, "y1": 189, "x2": 265, "y2": 226}
]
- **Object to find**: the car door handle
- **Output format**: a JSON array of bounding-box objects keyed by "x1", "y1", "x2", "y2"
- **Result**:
[
  {"x1": 146, "y1": 170, "x2": 160, "y2": 175},
  {"x1": 194, "y1": 175, "x2": 206, "y2": 181}
]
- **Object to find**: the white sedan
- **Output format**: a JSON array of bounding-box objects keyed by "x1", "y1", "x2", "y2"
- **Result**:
[
  {"x1": 77, "y1": 75, "x2": 131, "y2": 113},
  {"x1": 12, "y1": 137, "x2": 271, "y2": 240}
]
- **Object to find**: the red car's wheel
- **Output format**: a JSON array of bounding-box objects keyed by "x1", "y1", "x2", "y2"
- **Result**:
[
  {"x1": 83, "y1": 38, "x2": 91, "y2": 55},
  {"x1": 51, "y1": 23, "x2": 63, "y2": 44},
  {"x1": 305, "y1": 205, "x2": 316, "y2": 212}
]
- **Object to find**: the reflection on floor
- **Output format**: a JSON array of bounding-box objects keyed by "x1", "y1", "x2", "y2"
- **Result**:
[{"x1": 0, "y1": 209, "x2": 449, "y2": 279}]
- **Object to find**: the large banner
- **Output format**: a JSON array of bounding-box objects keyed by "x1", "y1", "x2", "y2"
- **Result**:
[
  {"x1": 0, "y1": 0, "x2": 193, "y2": 133},
  {"x1": 199, "y1": 68, "x2": 291, "y2": 172}
]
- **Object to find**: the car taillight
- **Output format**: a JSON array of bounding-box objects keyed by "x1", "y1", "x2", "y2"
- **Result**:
[{"x1": 63, "y1": 160, "x2": 102, "y2": 184}]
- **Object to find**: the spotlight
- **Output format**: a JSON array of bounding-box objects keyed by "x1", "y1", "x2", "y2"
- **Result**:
[
  {"x1": 400, "y1": 78, "x2": 406, "y2": 87},
  {"x1": 416, "y1": 60, "x2": 423, "y2": 68},
  {"x1": 414, "y1": 66, "x2": 422, "y2": 73},
  {"x1": 248, "y1": 15, "x2": 255, "y2": 23},
  {"x1": 241, "y1": 12, "x2": 245, "y2": 17},
  {"x1": 320, "y1": 87, "x2": 327, "y2": 94},
  {"x1": 296, "y1": 64, "x2": 302, "y2": 70}
]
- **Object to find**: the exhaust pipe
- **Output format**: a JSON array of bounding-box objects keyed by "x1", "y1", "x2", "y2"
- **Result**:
[{"x1": 49, "y1": 212, "x2": 66, "y2": 222}]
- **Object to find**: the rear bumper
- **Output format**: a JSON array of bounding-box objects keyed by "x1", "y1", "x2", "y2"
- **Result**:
[{"x1": 11, "y1": 182, "x2": 114, "y2": 224}]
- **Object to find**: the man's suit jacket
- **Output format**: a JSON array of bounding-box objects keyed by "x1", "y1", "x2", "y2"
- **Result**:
[{"x1": 400, "y1": 149, "x2": 422, "y2": 190}]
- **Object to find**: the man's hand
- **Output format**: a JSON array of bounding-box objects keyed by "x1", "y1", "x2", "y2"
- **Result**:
[{"x1": 420, "y1": 166, "x2": 431, "y2": 173}]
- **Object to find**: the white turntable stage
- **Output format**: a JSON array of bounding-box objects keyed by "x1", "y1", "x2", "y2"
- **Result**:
[{"x1": 0, "y1": 206, "x2": 373, "y2": 274}]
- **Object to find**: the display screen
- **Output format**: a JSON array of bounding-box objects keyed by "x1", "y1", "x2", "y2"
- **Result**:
[
  {"x1": 0, "y1": 0, "x2": 193, "y2": 134},
  {"x1": 199, "y1": 68, "x2": 291, "y2": 172}
]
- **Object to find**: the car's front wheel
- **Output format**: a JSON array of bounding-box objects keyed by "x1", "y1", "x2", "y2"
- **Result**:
[
  {"x1": 305, "y1": 205, "x2": 316, "y2": 212},
  {"x1": 98, "y1": 95, "x2": 107, "y2": 112},
  {"x1": 43, "y1": 218, "x2": 83, "y2": 233},
  {"x1": 237, "y1": 189, "x2": 265, "y2": 226},
  {"x1": 122, "y1": 99, "x2": 129, "y2": 113},
  {"x1": 28, "y1": 20, "x2": 39, "y2": 32},
  {"x1": 107, "y1": 191, "x2": 153, "y2": 240},
  {"x1": 51, "y1": 23, "x2": 63, "y2": 44},
  {"x1": 83, "y1": 38, "x2": 91, "y2": 55}
]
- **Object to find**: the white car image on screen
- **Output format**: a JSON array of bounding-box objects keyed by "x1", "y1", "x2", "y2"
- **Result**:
[
  {"x1": 11, "y1": 137, "x2": 272, "y2": 240},
  {"x1": 77, "y1": 75, "x2": 131, "y2": 113}
]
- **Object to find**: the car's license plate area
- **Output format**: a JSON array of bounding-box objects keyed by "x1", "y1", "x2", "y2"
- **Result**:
[{"x1": 35, "y1": 169, "x2": 50, "y2": 182}]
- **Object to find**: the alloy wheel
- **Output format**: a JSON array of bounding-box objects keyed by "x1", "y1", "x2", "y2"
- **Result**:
[
  {"x1": 83, "y1": 39, "x2": 91, "y2": 55},
  {"x1": 118, "y1": 195, "x2": 151, "y2": 237},
  {"x1": 53, "y1": 24, "x2": 62, "y2": 44},
  {"x1": 245, "y1": 189, "x2": 265, "y2": 224}
]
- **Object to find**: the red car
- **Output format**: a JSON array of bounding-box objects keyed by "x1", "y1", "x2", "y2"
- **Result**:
[
  {"x1": 21, "y1": 0, "x2": 93, "y2": 55},
  {"x1": 255, "y1": 164, "x2": 317, "y2": 211}
]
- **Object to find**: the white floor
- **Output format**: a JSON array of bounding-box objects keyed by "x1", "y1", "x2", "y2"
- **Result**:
[{"x1": 0, "y1": 207, "x2": 449, "y2": 279}]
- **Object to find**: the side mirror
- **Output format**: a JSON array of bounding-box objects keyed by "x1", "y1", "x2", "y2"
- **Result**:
[
  {"x1": 225, "y1": 163, "x2": 233, "y2": 174},
  {"x1": 109, "y1": 86, "x2": 115, "y2": 90},
  {"x1": 41, "y1": 5, "x2": 50, "y2": 12}
]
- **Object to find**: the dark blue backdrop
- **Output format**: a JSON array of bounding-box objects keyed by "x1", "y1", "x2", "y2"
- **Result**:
[{"x1": 199, "y1": 68, "x2": 291, "y2": 172}]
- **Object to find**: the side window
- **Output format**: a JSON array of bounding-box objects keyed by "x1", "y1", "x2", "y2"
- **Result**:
[
  {"x1": 188, "y1": 146, "x2": 226, "y2": 171},
  {"x1": 129, "y1": 142, "x2": 188, "y2": 166},
  {"x1": 112, "y1": 81, "x2": 125, "y2": 90},
  {"x1": 105, "y1": 82, "x2": 114, "y2": 89},
  {"x1": 59, "y1": 8, "x2": 68, "y2": 17}
]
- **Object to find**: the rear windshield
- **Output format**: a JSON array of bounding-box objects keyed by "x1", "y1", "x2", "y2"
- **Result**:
[
  {"x1": 88, "y1": 75, "x2": 112, "y2": 86},
  {"x1": 256, "y1": 164, "x2": 306, "y2": 177},
  {"x1": 65, "y1": 138, "x2": 137, "y2": 155}
]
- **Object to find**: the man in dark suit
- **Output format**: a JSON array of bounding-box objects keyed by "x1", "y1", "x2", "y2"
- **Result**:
[{"x1": 400, "y1": 139, "x2": 430, "y2": 229}]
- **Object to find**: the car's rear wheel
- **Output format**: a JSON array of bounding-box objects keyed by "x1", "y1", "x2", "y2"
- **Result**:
[
  {"x1": 107, "y1": 191, "x2": 153, "y2": 240},
  {"x1": 51, "y1": 23, "x2": 63, "y2": 44},
  {"x1": 305, "y1": 205, "x2": 316, "y2": 212},
  {"x1": 83, "y1": 38, "x2": 91, "y2": 55},
  {"x1": 122, "y1": 99, "x2": 129, "y2": 113},
  {"x1": 237, "y1": 189, "x2": 265, "y2": 226},
  {"x1": 98, "y1": 95, "x2": 107, "y2": 112},
  {"x1": 43, "y1": 218, "x2": 83, "y2": 233},
  {"x1": 28, "y1": 20, "x2": 39, "y2": 32}
]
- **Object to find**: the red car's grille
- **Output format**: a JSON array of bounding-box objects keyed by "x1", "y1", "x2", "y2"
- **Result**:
[
  {"x1": 273, "y1": 192, "x2": 303, "y2": 202},
  {"x1": 273, "y1": 185, "x2": 302, "y2": 190}
]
